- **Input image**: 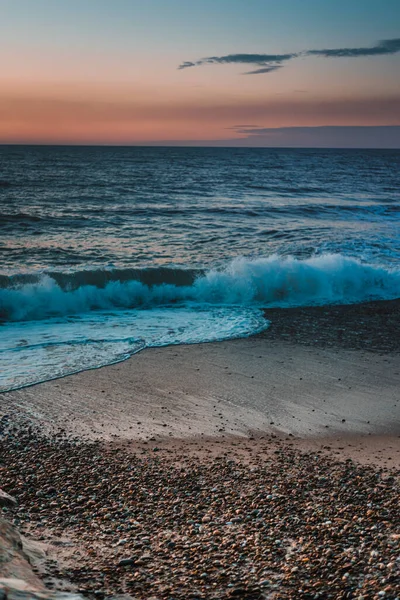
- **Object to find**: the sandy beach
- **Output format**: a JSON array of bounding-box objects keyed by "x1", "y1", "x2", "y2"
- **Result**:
[
  {"x1": 2, "y1": 300, "x2": 400, "y2": 455},
  {"x1": 1, "y1": 12, "x2": 400, "y2": 596},
  {"x1": 1, "y1": 300, "x2": 400, "y2": 598}
]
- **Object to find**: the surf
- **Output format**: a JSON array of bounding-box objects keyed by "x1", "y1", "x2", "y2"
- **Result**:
[{"x1": 1, "y1": 254, "x2": 400, "y2": 323}]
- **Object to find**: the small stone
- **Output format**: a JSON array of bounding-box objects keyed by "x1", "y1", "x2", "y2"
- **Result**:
[{"x1": 118, "y1": 557, "x2": 136, "y2": 567}]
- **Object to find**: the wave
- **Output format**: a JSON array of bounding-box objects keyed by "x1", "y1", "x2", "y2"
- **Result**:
[
  {"x1": 1, "y1": 254, "x2": 400, "y2": 322},
  {"x1": 0, "y1": 212, "x2": 43, "y2": 223},
  {"x1": 0, "y1": 266, "x2": 199, "y2": 291},
  {"x1": 2, "y1": 204, "x2": 398, "y2": 235}
]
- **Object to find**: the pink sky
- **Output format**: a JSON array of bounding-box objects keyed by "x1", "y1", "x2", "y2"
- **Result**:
[{"x1": 1, "y1": 1, "x2": 399, "y2": 145}]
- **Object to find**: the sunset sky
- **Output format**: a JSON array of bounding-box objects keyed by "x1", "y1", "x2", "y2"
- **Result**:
[{"x1": 1, "y1": 0, "x2": 399, "y2": 146}]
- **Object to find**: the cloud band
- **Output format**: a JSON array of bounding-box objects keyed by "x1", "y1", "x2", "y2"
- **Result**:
[{"x1": 179, "y1": 37, "x2": 400, "y2": 75}]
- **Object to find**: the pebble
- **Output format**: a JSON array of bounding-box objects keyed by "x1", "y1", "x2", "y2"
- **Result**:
[
  {"x1": 1, "y1": 427, "x2": 399, "y2": 599},
  {"x1": 118, "y1": 558, "x2": 136, "y2": 567}
]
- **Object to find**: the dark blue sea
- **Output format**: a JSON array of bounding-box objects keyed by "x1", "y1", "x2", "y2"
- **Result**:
[{"x1": 1, "y1": 146, "x2": 399, "y2": 391}]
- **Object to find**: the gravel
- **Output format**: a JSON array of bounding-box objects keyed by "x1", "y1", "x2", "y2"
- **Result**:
[
  {"x1": 261, "y1": 299, "x2": 400, "y2": 353},
  {"x1": 1, "y1": 428, "x2": 399, "y2": 599}
]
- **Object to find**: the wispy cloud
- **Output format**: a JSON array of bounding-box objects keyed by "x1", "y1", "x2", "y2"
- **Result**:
[
  {"x1": 226, "y1": 125, "x2": 400, "y2": 148},
  {"x1": 307, "y1": 38, "x2": 400, "y2": 58},
  {"x1": 244, "y1": 65, "x2": 283, "y2": 75},
  {"x1": 178, "y1": 37, "x2": 400, "y2": 75},
  {"x1": 178, "y1": 52, "x2": 296, "y2": 75},
  {"x1": 226, "y1": 124, "x2": 261, "y2": 129}
]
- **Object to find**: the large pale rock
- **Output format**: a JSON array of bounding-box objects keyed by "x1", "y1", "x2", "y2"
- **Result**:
[
  {"x1": 0, "y1": 491, "x2": 17, "y2": 509},
  {"x1": 0, "y1": 578, "x2": 83, "y2": 599},
  {"x1": 0, "y1": 519, "x2": 84, "y2": 599},
  {"x1": 0, "y1": 517, "x2": 127, "y2": 599},
  {"x1": 0, "y1": 517, "x2": 44, "y2": 590}
]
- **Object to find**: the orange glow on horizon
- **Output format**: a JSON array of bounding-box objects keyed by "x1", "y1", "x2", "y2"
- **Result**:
[{"x1": 1, "y1": 85, "x2": 399, "y2": 144}]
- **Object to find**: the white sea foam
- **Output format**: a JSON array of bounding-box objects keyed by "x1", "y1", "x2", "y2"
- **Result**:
[
  {"x1": 0, "y1": 306, "x2": 267, "y2": 392},
  {"x1": 1, "y1": 253, "x2": 399, "y2": 392},
  {"x1": 194, "y1": 254, "x2": 400, "y2": 306},
  {"x1": 1, "y1": 254, "x2": 399, "y2": 322}
]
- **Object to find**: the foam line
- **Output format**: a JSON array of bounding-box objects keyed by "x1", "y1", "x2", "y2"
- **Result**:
[{"x1": 1, "y1": 254, "x2": 399, "y2": 322}]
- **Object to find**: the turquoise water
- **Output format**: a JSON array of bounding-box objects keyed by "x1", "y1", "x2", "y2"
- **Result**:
[{"x1": 1, "y1": 147, "x2": 399, "y2": 391}]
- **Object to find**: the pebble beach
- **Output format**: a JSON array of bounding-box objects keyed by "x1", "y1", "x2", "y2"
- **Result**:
[{"x1": 1, "y1": 427, "x2": 399, "y2": 600}]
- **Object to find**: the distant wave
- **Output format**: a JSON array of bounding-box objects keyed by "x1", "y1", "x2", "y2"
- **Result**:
[
  {"x1": 1, "y1": 254, "x2": 400, "y2": 322},
  {"x1": 0, "y1": 212, "x2": 43, "y2": 223},
  {"x1": 3, "y1": 203, "x2": 399, "y2": 228}
]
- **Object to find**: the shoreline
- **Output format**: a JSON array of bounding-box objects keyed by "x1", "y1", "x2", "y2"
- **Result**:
[
  {"x1": 1, "y1": 299, "x2": 400, "y2": 460},
  {"x1": 3, "y1": 339, "x2": 400, "y2": 436},
  {"x1": 1, "y1": 299, "x2": 399, "y2": 598}
]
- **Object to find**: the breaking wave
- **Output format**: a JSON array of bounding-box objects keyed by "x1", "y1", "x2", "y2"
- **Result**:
[{"x1": 1, "y1": 254, "x2": 400, "y2": 323}]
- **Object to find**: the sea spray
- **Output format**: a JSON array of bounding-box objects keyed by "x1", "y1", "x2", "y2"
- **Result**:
[{"x1": 1, "y1": 254, "x2": 400, "y2": 323}]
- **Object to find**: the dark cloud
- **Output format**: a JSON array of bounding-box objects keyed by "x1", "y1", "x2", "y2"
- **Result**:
[
  {"x1": 138, "y1": 126, "x2": 400, "y2": 149},
  {"x1": 178, "y1": 52, "x2": 296, "y2": 74},
  {"x1": 178, "y1": 52, "x2": 296, "y2": 68},
  {"x1": 227, "y1": 125, "x2": 400, "y2": 148},
  {"x1": 226, "y1": 124, "x2": 261, "y2": 129},
  {"x1": 178, "y1": 37, "x2": 400, "y2": 75},
  {"x1": 178, "y1": 61, "x2": 196, "y2": 69},
  {"x1": 244, "y1": 65, "x2": 283, "y2": 75},
  {"x1": 308, "y1": 37, "x2": 400, "y2": 58}
]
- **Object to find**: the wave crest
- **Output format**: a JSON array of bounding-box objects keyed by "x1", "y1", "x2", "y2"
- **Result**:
[{"x1": 1, "y1": 254, "x2": 400, "y2": 322}]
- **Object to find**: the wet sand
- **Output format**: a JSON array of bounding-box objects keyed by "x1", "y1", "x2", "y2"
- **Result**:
[
  {"x1": 1, "y1": 300, "x2": 400, "y2": 598},
  {"x1": 2, "y1": 301, "x2": 400, "y2": 467}
]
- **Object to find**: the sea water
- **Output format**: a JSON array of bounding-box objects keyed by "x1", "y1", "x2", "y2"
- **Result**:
[{"x1": 1, "y1": 147, "x2": 399, "y2": 391}]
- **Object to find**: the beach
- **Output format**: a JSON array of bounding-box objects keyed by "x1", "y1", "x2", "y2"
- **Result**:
[
  {"x1": 1, "y1": 299, "x2": 399, "y2": 599},
  {"x1": 0, "y1": 13, "x2": 400, "y2": 595},
  {"x1": 2, "y1": 299, "x2": 400, "y2": 447}
]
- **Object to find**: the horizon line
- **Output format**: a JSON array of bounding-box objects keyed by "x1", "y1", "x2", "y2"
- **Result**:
[{"x1": 0, "y1": 143, "x2": 399, "y2": 149}]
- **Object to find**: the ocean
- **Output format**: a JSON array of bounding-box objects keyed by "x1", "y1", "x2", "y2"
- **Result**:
[{"x1": 1, "y1": 146, "x2": 399, "y2": 392}]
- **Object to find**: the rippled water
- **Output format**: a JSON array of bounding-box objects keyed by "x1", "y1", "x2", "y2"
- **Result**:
[
  {"x1": 1, "y1": 146, "x2": 399, "y2": 391},
  {"x1": 1, "y1": 146, "x2": 399, "y2": 271}
]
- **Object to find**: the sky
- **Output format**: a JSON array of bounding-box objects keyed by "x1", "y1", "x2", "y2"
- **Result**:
[{"x1": 0, "y1": 0, "x2": 399, "y2": 146}]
